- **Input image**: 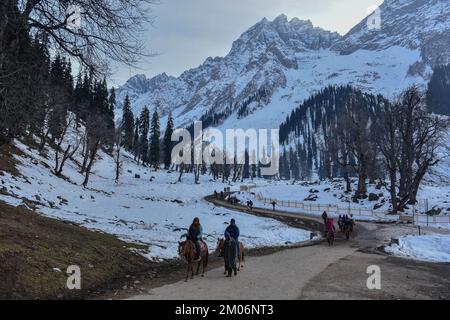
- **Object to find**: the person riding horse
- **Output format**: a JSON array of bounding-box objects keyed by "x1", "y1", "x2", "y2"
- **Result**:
[
  {"x1": 325, "y1": 217, "x2": 336, "y2": 245},
  {"x1": 187, "y1": 217, "x2": 203, "y2": 261},
  {"x1": 225, "y1": 218, "x2": 240, "y2": 258},
  {"x1": 322, "y1": 211, "x2": 328, "y2": 225},
  {"x1": 338, "y1": 215, "x2": 344, "y2": 231},
  {"x1": 343, "y1": 214, "x2": 355, "y2": 239}
]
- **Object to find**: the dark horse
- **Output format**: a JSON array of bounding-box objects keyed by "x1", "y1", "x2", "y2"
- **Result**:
[
  {"x1": 327, "y1": 229, "x2": 335, "y2": 246},
  {"x1": 216, "y1": 238, "x2": 245, "y2": 271},
  {"x1": 343, "y1": 220, "x2": 354, "y2": 240},
  {"x1": 178, "y1": 240, "x2": 209, "y2": 281}
]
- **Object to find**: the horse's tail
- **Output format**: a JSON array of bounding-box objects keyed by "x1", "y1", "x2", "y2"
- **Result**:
[{"x1": 204, "y1": 249, "x2": 209, "y2": 268}]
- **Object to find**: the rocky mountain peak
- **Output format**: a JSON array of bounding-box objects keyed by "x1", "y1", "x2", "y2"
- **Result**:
[
  {"x1": 116, "y1": 2, "x2": 449, "y2": 131},
  {"x1": 229, "y1": 14, "x2": 341, "y2": 58},
  {"x1": 122, "y1": 74, "x2": 149, "y2": 94},
  {"x1": 332, "y1": 0, "x2": 450, "y2": 68}
]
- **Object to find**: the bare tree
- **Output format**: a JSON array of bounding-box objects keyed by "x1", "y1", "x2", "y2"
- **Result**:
[
  {"x1": 375, "y1": 102, "x2": 402, "y2": 213},
  {"x1": 376, "y1": 86, "x2": 449, "y2": 212},
  {"x1": 336, "y1": 105, "x2": 374, "y2": 198},
  {"x1": 2, "y1": 0, "x2": 157, "y2": 74},
  {"x1": 55, "y1": 128, "x2": 82, "y2": 176},
  {"x1": 0, "y1": 1, "x2": 155, "y2": 146},
  {"x1": 82, "y1": 112, "x2": 108, "y2": 187}
]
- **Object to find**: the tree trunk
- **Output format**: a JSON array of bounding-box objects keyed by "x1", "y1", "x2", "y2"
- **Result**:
[
  {"x1": 389, "y1": 169, "x2": 398, "y2": 214},
  {"x1": 409, "y1": 163, "x2": 431, "y2": 205},
  {"x1": 56, "y1": 145, "x2": 71, "y2": 176},
  {"x1": 83, "y1": 140, "x2": 100, "y2": 188},
  {"x1": 356, "y1": 159, "x2": 367, "y2": 198},
  {"x1": 39, "y1": 128, "x2": 50, "y2": 153},
  {"x1": 344, "y1": 172, "x2": 352, "y2": 193},
  {"x1": 115, "y1": 150, "x2": 121, "y2": 182},
  {"x1": 178, "y1": 163, "x2": 184, "y2": 182}
]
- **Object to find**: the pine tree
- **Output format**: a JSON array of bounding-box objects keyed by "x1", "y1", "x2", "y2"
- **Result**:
[
  {"x1": 133, "y1": 116, "x2": 140, "y2": 161},
  {"x1": 109, "y1": 87, "x2": 116, "y2": 114},
  {"x1": 427, "y1": 64, "x2": 450, "y2": 116},
  {"x1": 103, "y1": 79, "x2": 115, "y2": 143},
  {"x1": 149, "y1": 109, "x2": 161, "y2": 169},
  {"x1": 243, "y1": 149, "x2": 250, "y2": 179},
  {"x1": 250, "y1": 149, "x2": 257, "y2": 181},
  {"x1": 279, "y1": 150, "x2": 286, "y2": 180},
  {"x1": 48, "y1": 55, "x2": 69, "y2": 141},
  {"x1": 121, "y1": 95, "x2": 135, "y2": 151},
  {"x1": 290, "y1": 148, "x2": 300, "y2": 180},
  {"x1": 138, "y1": 107, "x2": 150, "y2": 165},
  {"x1": 162, "y1": 112, "x2": 174, "y2": 169},
  {"x1": 280, "y1": 149, "x2": 291, "y2": 180}
]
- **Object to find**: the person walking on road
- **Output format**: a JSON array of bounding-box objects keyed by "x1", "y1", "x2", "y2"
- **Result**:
[
  {"x1": 272, "y1": 201, "x2": 276, "y2": 211},
  {"x1": 223, "y1": 232, "x2": 237, "y2": 277},
  {"x1": 225, "y1": 219, "x2": 240, "y2": 259},
  {"x1": 321, "y1": 211, "x2": 328, "y2": 225}
]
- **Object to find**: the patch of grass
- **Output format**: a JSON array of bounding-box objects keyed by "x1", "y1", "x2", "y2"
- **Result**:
[
  {"x1": 0, "y1": 143, "x2": 23, "y2": 177},
  {"x1": 0, "y1": 202, "x2": 152, "y2": 299}
]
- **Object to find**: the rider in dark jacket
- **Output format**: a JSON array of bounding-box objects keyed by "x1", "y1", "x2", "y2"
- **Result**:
[
  {"x1": 225, "y1": 219, "x2": 240, "y2": 258},
  {"x1": 223, "y1": 232, "x2": 237, "y2": 277},
  {"x1": 187, "y1": 217, "x2": 203, "y2": 261}
]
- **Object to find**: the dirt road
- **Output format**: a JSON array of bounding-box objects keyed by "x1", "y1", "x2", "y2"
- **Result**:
[
  {"x1": 128, "y1": 197, "x2": 450, "y2": 300},
  {"x1": 131, "y1": 243, "x2": 356, "y2": 300}
]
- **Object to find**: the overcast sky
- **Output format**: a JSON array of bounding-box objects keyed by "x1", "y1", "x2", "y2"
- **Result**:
[{"x1": 110, "y1": 0, "x2": 384, "y2": 86}]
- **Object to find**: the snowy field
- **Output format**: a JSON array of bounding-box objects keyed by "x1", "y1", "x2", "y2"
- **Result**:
[
  {"x1": 0, "y1": 140, "x2": 312, "y2": 260},
  {"x1": 235, "y1": 178, "x2": 450, "y2": 225},
  {"x1": 385, "y1": 234, "x2": 450, "y2": 263}
]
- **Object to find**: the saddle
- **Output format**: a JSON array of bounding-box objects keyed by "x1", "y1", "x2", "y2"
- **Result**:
[{"x1": 192, "y1": 240, "x2": 207, "y2": 255}]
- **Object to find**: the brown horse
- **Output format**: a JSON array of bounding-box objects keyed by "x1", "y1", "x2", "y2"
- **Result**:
[
  {"x1": 178, "y1": 240, "x2": 209, "y2": 281},
  {"x1": 326, "y1": 230, "x2": 335, "y2": 246},
  {"x1": 216, "y1": 238, "x2": 245, "y2": 271}
]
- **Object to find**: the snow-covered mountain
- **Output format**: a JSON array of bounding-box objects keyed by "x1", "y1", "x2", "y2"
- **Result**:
[
  {"x1": 332, "y1": 0, "x2": 450, "y2": 74},
  {"x1": 116, "y1": 0, "x2": 450, "y2": 130}
]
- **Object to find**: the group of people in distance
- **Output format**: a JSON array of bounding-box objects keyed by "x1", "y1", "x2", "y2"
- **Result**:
[
  {"x1": 321, "y1": 211, "x2": 355, "y2": 236},
  {"x1": 186, "y1": 217, "x2": 241, "y2": 277}
]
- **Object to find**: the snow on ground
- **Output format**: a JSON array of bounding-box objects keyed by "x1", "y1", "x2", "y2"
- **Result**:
[
  {"x1": 385, "y1": 234, "x2": 450, "y2": 263},
  {"x1": 0, "y1": 139, "x2": 311, "y2": 260},
  {"x1": 235, "y1": 178, "x2": 450, "y2": 224}
]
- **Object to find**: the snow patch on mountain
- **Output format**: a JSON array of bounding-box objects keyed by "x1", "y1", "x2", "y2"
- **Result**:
[{"x1": 116, "y1": 1, "x2": 448, "y2": 132}]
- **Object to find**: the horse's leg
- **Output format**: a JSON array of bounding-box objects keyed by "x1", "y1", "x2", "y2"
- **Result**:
[
  {"x1": 201, "y1": 258, "x2": 205, "y2": 277},
  {"x1": 185, "y1": 262, "x2": 190, "y2": 282},
  {"x1": 202, "y1": 252, "x2": 208, "y2": 277},
  {"x1": 196, "y1": 260, "x2": 201, "y2": 275}
]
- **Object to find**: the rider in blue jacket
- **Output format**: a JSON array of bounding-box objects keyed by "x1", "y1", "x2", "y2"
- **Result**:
[
  {"x1": 225, "y1": 219, "x2": 240, "y2": 257},
  {"x1": 188, "y1": 217, "x2": 203, "y2": 261}
]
